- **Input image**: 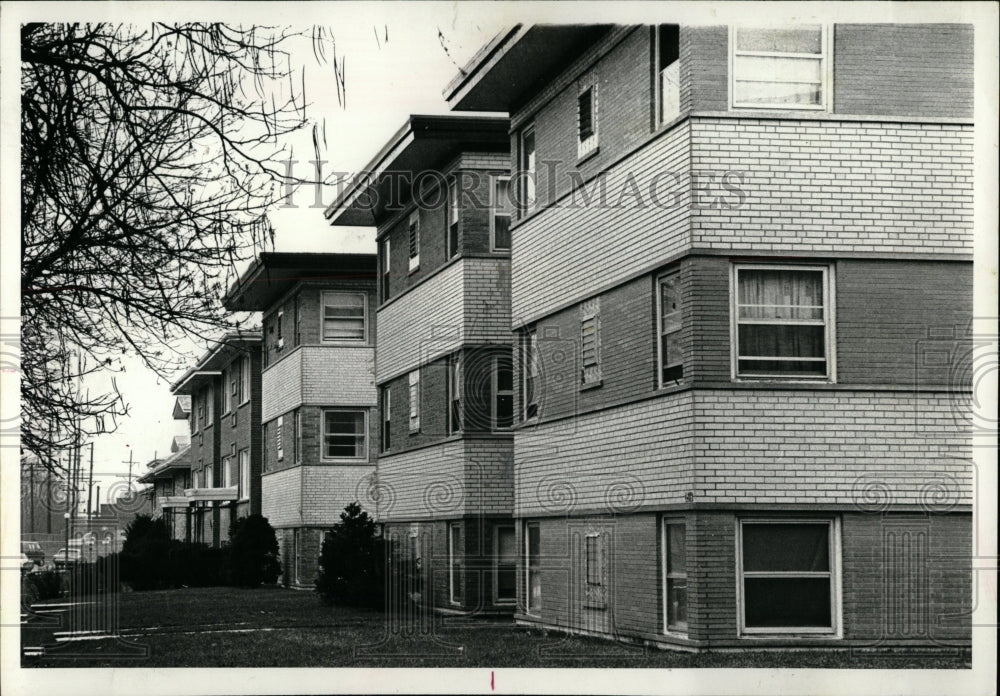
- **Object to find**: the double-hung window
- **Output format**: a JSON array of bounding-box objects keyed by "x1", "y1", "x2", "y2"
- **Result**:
[
  {"x1": 322, "y1": 409, "x2": 367, "y2": 460},
  {"x1": 491, "y1": 175, "x2": 512, "y2": 251},
  {"x1": 658, "y1": 271, "x2": 683, "y2": 385},
  {"x1": 580, "y1": 298, "x2": 602, "y2": 387},
  {"x1": 322, "y1": 292, "x2": 366, "y2": 342},
  {"x1": 408, "y1": 371, "x2": 420, "y2": 433},
  {"x1": 662, "y1": 520, "x2": 688, "y2": 633},
  {"x1": 380, "y1": 238, "x2": 391, "y2": 302},
  {"x1": 204, "y1": 465, "x2": 213, "y2": 490},
  {"x1": 519, "y1": 126, "x2": 536, "y2": 216},
  {"x1": 738, "y1": 519, "x2": 840, "y2": 635},
  {"x1": 407, "y1": 211, "x2": 420, "y2": 272},
  {"x1": 731, "y1": 25, "x2": 829, "y2": 110},
  {"x1": 380, "y1": 387, "x2": 391, "y2": 452},
  {"x1": 656, "y1": 24, "x2": 680, "y2": 124},
  {"x1": 293, "y1": 409, "x2": 302, "y2": 464},
  {"x1": 733, "y1": 264, "x2": 833, "y2": 379},
  {"x1": 221, "y1": 455, "x2": 233, "y2": 488},
  {"x1": 238, "y1": 448, "x2": 250, "y2": 500},
  {"x1": 447, "y1": 178, "x2": 460, "y2": 259},
  {"x1": 239, "y1": 356, "x2": 250, "y2": 405},
  {"x1": 577, "y1": 75, "x2": 598, "y2": 158},
  {"x1": 493, "y1": 354, "x2": 514, "y2": 429},
  {"x1": 447, "y1": 356, "x2": 461, "y2": 434},
  {"x1": 522, "y1": 329, "x2": 539, "y2": 420},
  {"x1": 494, "y1": 526, "x2": 517, "y2": 603},
  {"x1": 223, "y1": 369, "x2": 233, "y2": 414}
]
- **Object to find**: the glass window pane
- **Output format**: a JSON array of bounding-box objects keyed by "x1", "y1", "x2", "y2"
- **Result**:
[
  {"x1": 494, "y1": 216, "x2": 511, "y2": 249},
  {"x1": 736, "y1": 26, "x2": 822, "y2": 54},
  {"x1": 739, "y1": 269, "x2": 823, "y2": 319},
  {"x1": 738, "y1": 358, "x2": 826, "y2": 376},
  {"x1": 744, "y1": 577, "x2": 831, "y2": 627},
  {"x1": 666, "y1": 578, "x2": 687, "y2": 628},
  {"x1": 739, "y1": 324, "x2": 825, "y2": 359},
  {"x1": 734, "y1": 79, "x2": 822, "y2": 106},
  {"x1": 742, "y1": 523, "x2": 830, "y2": 572},
  {"x1": 667, "y1": 524, "x2": 686, "y2": 572},
  {"x1": 735, "y1": 55, "x2": 822, "y2": 83}
]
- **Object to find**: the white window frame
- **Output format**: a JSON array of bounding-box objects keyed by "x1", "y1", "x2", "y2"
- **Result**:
[
  {"x1": 407, "y1": 211, "x2": 420, "y2": 272},
  {"x1": 730, "y1": 263, "x2": 836, "y2": 382},
  {"x1": 490, "y1": 174, "x2": 512, "y2": 252},
  {"x1": 655, "y1": 24, "x2": 681, "y2": 125},
  {"x1": 320, "y1": 408, "x2": 368, "y2": 462},
  {"x1": 447, "y1": 177, "x2": 460, "y2": 259},
  {"x1": 221, "y1": 454, "x2": 233, "y2": 488},
  {"x1": 524, "y1": 521, "x2": 542, "y2": 616},
  {"x1": 408, "y1": 370, "x2": 420, "y2": 433},
  {"x1": 493, "y1": 525, "x2": 517, "y2": 605},
  {"x1": 222, "y1": 368, "x2": 233, "y2": 415},
  {"x1": 448, "y1": 355, "x2": 462, "y2": 435},
  {"x1": 240, "y1": 356, "x2": 251, "y2": 405},
  {"x1": 381, "y1": 237, "x2": 391, "y2": 302},
  {"x1": 580, "y1": 298, "x2": 602, "y2": 387},
  {"x1": 522, "y1": 329, "x2": 539, "y2": 420},
  {"x1": 736, "y1": 518, "x2": 842, "y2": 637},
  {"x1": 661, "y1": 518, "x2": 688, "y2": 635},
  {"x1": 204, "y1": 464, "x2": 213, "y2": 490},
  {"x1": 729, "y1": 24, "x2": 832, "y2": 112},
  {"x1": 448, "y1": 521, "x2": 463, "y2": 605},
  {"x1": 519, "y1": 125, "x2": 536, "y2": 216},
  {"x1": 577, "y1": 74, "x2": 599, "y2": 159},
  {"x1": 321, "y1": 291, "x2": 367, "y2": 343},
  {"x1": 238, "y1": 448, "x2": 250, "y2": 501},
  {"x1": 492, "y1": 354, "x2": 513, "y2": 430},
  {"x1": 657, "y1": 270, "x2": 683, "y2": 387}
]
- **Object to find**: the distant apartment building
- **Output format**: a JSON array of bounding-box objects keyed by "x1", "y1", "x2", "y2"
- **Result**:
[
  {"x1": 325, "y1": 115, "x2": 517, "y2": 612},
  {"x1": 170, "y1": 332, "x2": 263, "y2": 547},
  {"x1": 445, "y1": 24, "x2": 973, "y2": 649},
  {"x1": 137, "y1": 405, "x2": 193, "y2": 542},
  {"x1": 224, "y1": 253, "x2": 377, "y2": 587}
]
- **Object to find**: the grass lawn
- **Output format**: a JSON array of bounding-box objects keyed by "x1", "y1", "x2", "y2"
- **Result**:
[{"x1": 21, "y1": 586, "x2": 970, "y2": 668}]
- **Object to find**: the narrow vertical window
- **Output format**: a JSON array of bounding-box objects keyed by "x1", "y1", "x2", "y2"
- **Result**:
[
  {"x1": 276, "y1": 310, "x2": 284, "y2": 349},
  {"x1": 222, "y1": 369, "x2": 232, "y2": 414},
  {"x1": 491, "y1": 175, "x2": 512, "y2": 250},
  {"x1": 262, "y1": 423, "x2": 269, "y2": 473},
  {"x1": 204, "y1": 464, "x2": 213, "y2": 489},
  {"x1": 577, "y1": 76, "x2": 598, "y2": 158},
  {"x1": 656, "y1": 24, "x2": 680, "y2": 124},
  {"x1": 580, "y1": 298, "x2": 602, "y2": 386},
  {"x1": 585, "y1": 535, "x2": 601, "y2": 585},
  {"x1": 495, "y1": 526, "x2": 517, "y2": 603},
  {"x1": 658, "y1": 271, "x2": 683, "y2": 385},
  {"x1": 240, "y1": 356, "x2": 250, "y2": 404},
  {"x1": 380, "y1": 386, "x2": 391, "y2": 452},
  {"x1": 408, "y1": 370, "x2": 420, "y2": 432},
  {"x1": 262, "y1": 320, "x2": 270, "y2": 368},
  {"x1": 525, "y1": 522, "x2": 542, "y2": 614},
  {"x1": 449, "y1": 522, "x2": 463, "y2": 605},
  {"x1": 519, "y1": 126, "x2": 536, "y2": 215},
  {"x1": 276, "y1": 415, "x2": 284, "y2": 461},
  {"x1": 238, "y1": 449, "x2": 250, "y2": 500},
  {"x1": 407, "y1": 211, "x2": 420, "y2": 271},
  {"x1": 205, "y1": 385, "x2": 213, "y2": 422},
  {"x1": 448, "y1": 355, "x2": 462, "y2": 434},
  {"x1": 381, "y1": 237, "x2": 391, "y2": 302},
  {"x1": 447, "y1": 177, "x2": 460, "y2": 259},
  {"x1": 493, "y1": 354, "x2": 513, "y2": 429},
  {"x1": 663, "y1": 521, "x2": 688, "y2": 633},
  {"x1": 522, "y1": 329, "x2": 538, "y2": 420},
  {"x1": 221, "y1": 455, "x2": 233, "y2": 488},
  {"x1": 294, "y1": 408, "x2": 302, "y2": 464},
  {"x1": 293, "y1": 294, "x2": 301, "y2": 346}
]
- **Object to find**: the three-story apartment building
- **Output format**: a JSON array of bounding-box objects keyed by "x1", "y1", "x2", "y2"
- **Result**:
[
  {"x1": 224, "y1": 252, "x2": 377, "y2": 587},
  {"x1": 170, "y1": 332, "x2": 263, "y2": 547},
  {"x1": 137, "y1": 405, "x2": 193, "y2": 541},
  {"x1": 325, "y1": 115, "x2": 517, "y2": 613},
  {"x1": 445, "y1": 23, "x2": 973, "y2": 650}
]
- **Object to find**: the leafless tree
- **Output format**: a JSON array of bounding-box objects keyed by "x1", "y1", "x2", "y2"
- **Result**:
[{"x1": 20, "y1": 23, "x2": 318, "y2": 469}]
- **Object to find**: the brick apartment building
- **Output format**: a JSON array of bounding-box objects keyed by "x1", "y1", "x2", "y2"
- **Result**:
[
  {"x1": 326, "y1": 115, "x2": 517, "y2": 612},
  {"x1": 224, "y1": 253, "x2": 377, "y2": 587},
  {"x1": 444, "y1": 24, "x2": 974, "y2": 649},
  {"x1": 170, "y1": 332, "x2": 263, "y2": 547},
  {"x1": 137, "y1": 419, "x2": 193, "y2": 541}
]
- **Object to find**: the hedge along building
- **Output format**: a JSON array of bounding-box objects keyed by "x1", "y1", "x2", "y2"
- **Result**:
[
  {"x1": 325, "y1": 115, "x2": 518, "y2": 613},
  {"x1": 170, "y1": 332, "x2": 263, "y2": 547},
  {"x1": 445, "y1": 24, "x2": 974, "y2": 649},
  {"x1": 223, "y1": 252, "x2": 378, "y2": 588}
]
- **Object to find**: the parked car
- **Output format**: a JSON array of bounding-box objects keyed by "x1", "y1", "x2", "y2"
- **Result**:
[
  {"x1": 21, "y1": 541, "x2": 44, "y2": 567},
  {"x1": 52, "y1": 548, "x2": 82, "y2": 568}
]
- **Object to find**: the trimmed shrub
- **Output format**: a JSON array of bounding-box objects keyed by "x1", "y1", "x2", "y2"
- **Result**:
[
  {"x1": 23, "y1": 570, "x2": 62, "y2": 602},
  {"x1": 228, "y1": 514, "x2": 280, "y2": 587},
  {"x1": 120, "y1": 514, "x2": 171, "y2": 590},
  {"x1": 316, "y1": 502, "x2": 388, "y2": 608}
]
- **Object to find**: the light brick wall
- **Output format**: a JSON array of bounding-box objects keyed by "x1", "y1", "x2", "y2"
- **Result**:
[
  {"x1": 300, "y1": 465, "x2": 374, "y2": 526},
  {"x1": 689, "y1": 118, "x2": 973, "y2": 255},
  {"x1": 515, "y1": 392, "x2": 698, "y2": 517},
  {"x1": 463, "y1": 258, "x2": 513, "y2": 345},
  {"x1": 262, "y1": 466, "x2": 301, "y2": 528},
  {"x1": 377, "y1": 261, "x2": 464, "y2": 382},
  {"x1": 510, "y1": 121, "x2": 691, "y2": 325},
  {"x1": 261, "y1": 348, "x2": 302, "y2": 422},
  {"x1": 692, "y1": 389, "x2": 972, "y2": 506},
  {"x1": 300, "y1": 346, "x2": 376, "y2": 406}
]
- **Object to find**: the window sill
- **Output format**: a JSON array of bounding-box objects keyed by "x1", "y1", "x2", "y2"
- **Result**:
[
  {"x1": 318, "y1": 458, "x2": 369, "y2": 465},
  {"x1": 580, "y1": 379, "x2": 603, "y2": 392},
  {"x1": 576, "y1": 145, "x2": 599, "y2": 165}
]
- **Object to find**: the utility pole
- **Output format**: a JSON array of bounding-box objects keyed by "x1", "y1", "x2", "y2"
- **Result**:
[
  {"x1": 125, "y1": 450, "x2": 133, "y2": 488},
  {"x1": 87, "y1": 442, "x2": 94, "y2": 521}
]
